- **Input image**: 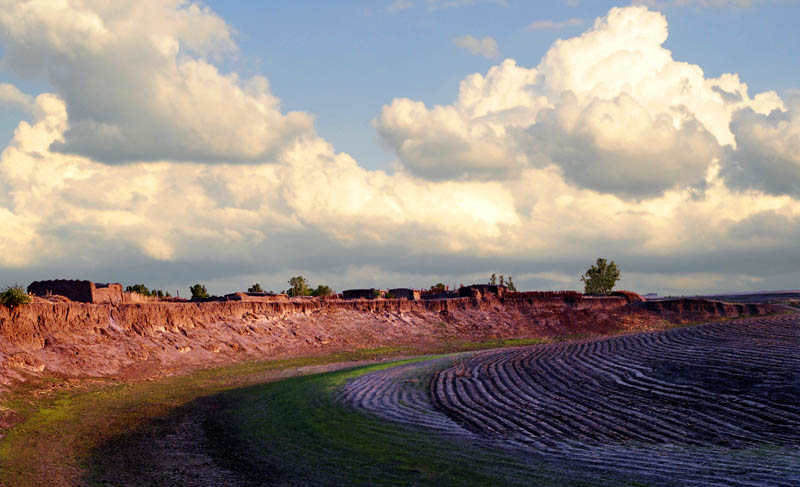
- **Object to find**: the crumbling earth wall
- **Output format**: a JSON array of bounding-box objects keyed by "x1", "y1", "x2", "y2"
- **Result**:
[{"x1": 0, "y1": 295, "x2": 774, "y2": 386}]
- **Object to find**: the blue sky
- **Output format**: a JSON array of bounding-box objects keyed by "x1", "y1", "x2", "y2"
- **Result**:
[
  {"x1": 0, "y1": 0, "x2": 799, "y2": 295},
  {"x1": 198, "y1": 0, "x2": 800, "y2": 171}
]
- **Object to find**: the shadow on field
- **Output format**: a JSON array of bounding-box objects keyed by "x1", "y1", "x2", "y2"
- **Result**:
[
  {"x1": 85, "y1": 387, "x2": 325, "y2": 487},
  {"x1": 84, "y1": 362, "x2": 625, "y2": 487}
]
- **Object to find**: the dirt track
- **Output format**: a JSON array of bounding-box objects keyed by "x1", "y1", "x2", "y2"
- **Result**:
[{"x1": 341, "y1": 314, "x2": 800, "y2": 486}]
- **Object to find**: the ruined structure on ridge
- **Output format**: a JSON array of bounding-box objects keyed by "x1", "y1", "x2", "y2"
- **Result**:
[
  {"x1": 459, "y1": 284, "x2": 507, "y2": 299},
  {"x1": 342, "y1": 289, "x2": 377, "y2": 300},
  {"x1": 388, "y1": 288, "x2": 420, "y2": 300},
  {"x1": 27, "y1": 280, "x2": 149, "y2": 304}
]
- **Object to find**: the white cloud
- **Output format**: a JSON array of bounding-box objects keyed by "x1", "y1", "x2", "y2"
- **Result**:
[
  {"x1": 0, "y1": 83, "x2": 34, "y2": 112},
  {"x1": 527, "y1": 18, "x2": 583, "y2": 30},
  {"x1": 388, "y1": 0, "x2": 414, "y2": 11},
  {"x1": 377, "y1": 6, "x2": 784, "y2": 197},
  {"x1": 375, "y1": 59, "x2": 544, "y2": 180},
  {"x1": 722, "y1": 94, "x2": 800, "y2": 196},
  {"x1": 0, "y1": 2, "x2": 799, "y2": 296},
  {"x1": 0, "y1": 93, "x2": 521, "y2": 271},
  {"x1": 0, "y1": 0, "x2": 313, "y2": 164},
  {"x1": 452, "y1": 35, "x2": 500, "y2": 59}
]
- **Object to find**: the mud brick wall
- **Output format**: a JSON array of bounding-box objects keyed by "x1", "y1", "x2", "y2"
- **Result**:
[{"x1": 28, "y1": 280, "x2": 95, "y2": 303}]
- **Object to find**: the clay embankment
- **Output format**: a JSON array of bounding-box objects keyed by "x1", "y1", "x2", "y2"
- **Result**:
[{"x1": 0, "y1": 294, "x2": 774, "y2": 385}]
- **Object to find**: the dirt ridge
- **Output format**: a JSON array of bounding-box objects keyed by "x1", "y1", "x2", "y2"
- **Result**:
[{"x1": 0, "y1": 295, "x2": 774, "y2": 386}]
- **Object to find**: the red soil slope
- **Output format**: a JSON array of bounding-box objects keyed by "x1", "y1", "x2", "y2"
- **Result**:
[{"x1": 0, "y1": 294, "x2": 773, "y2": 386}]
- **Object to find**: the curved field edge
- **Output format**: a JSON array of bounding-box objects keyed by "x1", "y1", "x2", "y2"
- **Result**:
[
  {"x1": 427, "y1": 315, "x2": 800, "y2": 486},
  {"x1": 87, "y1": 357, "x2": 639, "y2": 487},
  {"x1": 1, "y1": 312, "x2": 790, "y2": 486},
  {"x1": 0, "y1": 336, "x2": 575, "y2": 487}
]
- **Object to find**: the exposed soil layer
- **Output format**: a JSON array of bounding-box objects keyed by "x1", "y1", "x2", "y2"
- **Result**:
[{"x1": 0, "y1": 295, "x2": 772, "y2": 388}]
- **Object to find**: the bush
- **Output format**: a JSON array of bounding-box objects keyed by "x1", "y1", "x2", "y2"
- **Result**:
[
  {"x1": 311, "y1": 284, "x2": 333, "y2": 297},
  {"x1": 430, "y1": 283, "x2": 446, "y2": 293},
  {"x1": 126, "y1": 284, "x2": 150, "y2": 296},
  {"x1": 190, "y1": 283, "x2": 209, "y2": 299},
  {"x1": 126, "y1": 284, "x2": 167, "y2": 299},
  {"x1": 247, "y1": 283, "x2": 264, "y2": 293},
  {"x1": 1, "y1": 284, "x2": 31, "y2": 309}
]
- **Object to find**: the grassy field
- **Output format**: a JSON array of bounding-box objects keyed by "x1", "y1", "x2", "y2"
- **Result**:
[
  {"x1": 0, "y1": 336, "x2": 565, "y2": 486},
  {"x1": 85, "y1": 357, "x2": 635, "y2": 487},
  {"x1": 2, "y1": 316, "x2": 779, "y2": 486}
]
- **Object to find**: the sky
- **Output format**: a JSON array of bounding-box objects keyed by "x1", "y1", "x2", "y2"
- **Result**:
[{"x1": 0, "y1": 0, "x2": 799, "y2": 296}]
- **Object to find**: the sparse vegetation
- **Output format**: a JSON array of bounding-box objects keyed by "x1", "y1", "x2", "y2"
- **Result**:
[
  {"x1": 430, "y1": 283, "x2": 446, "y2": 293},
  {"x1": 0, "y1": 284, "x2": 31, "y2": 309},
  {"x1": 284, "y1": 277, "x2": 334, "y2": 297},
  {"x1": 286, "y1": 276, "x2": 310, "y2": 297},
  {"x1": 506, "y1": 276, "x2": 517, "y2": 291},
  {"x1": 581, "y1": 258, "x2": 620, "y2": 295},
  {"x1": 311, "y1": 284, "x2": 333, "y2": 297},
  {"x1": 247, "y1": 283, "x2": 264, "y2": 293},
  {"x1": 125, "y1": 284, "x2": 168, "y2": 299},
  {"x1": 489, "y1": 273, "x2": 517, "y2": 291},
  {"x1": 189, "y1": 283, "x2": 209, "y2": 300}
]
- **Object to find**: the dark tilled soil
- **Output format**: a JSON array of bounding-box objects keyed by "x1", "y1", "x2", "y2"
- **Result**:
[
  {"x1": 426, "y1": 314, "x2": 800, "y2": 485},
  {"x1": 86, "y1": 315, "x2": 800, "y2": 487}
]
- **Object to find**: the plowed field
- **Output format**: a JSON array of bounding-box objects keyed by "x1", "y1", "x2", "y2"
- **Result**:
[{"x1": 342, "y1": 315, "x2": 800, "y2": 486}]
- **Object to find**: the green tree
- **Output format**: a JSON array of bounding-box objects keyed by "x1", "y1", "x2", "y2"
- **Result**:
[
  {"x1": 581, "y1": 258, "x2": 620, "y2": 295},
  {"x1": 430, "y1": 283, "x2": 446, "y2": 293},
  {"x1": 190, "y1": 283, "x2": 209, "y2": 300},
  {"x1": 311, "y1": 284, "x2": 333, "y2": 297},
  {"x1": 287, "y1": 276, "x2": 310, "y2": 297},
  {"x1": 247, "y1": 283, "x2": 264, "y2": 293},
  {"x1": 0, "y1": 284, "x2": 31, "y2": 309},
  {"x1": 499, "y1": 274, "x2": 505, "y2": 287},
  {"x1": 506, "y1": 276, "x2": 517, "y2": 292},
  {"x1": 125, "y1": 284, "x2": 151, "y2": 296},
  {"x1": 489, "y1": 273, "x2": 497, "y2": 285}
]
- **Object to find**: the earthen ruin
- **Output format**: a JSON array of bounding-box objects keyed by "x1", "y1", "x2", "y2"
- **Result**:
[{"x1": 27, "y1": 280, "x2": 153, "y2": 304}]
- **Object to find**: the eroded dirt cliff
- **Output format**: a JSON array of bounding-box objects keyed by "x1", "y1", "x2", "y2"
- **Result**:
[{"x1": 0, "y1": 295, "x2": 774, "y2": 386}]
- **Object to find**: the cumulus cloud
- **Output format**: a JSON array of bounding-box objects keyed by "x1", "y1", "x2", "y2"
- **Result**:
[
  {"x1": 0, "y1": 92, "x2": 520, "y2": 271},
  {"x1": 452, "y1": 35, "x2": 500, "y2": 59},
  {"x1": 376, "y1": 59, "x2": 544, "y2": 180},
  {"x1": 0, "y1": 83, "x2": 34, "y2": 112},
  {"x1": 521, "y1": 93, "x2": 721, "y2": 196},
  {"x1": 377, "y1": 6, "x2": 783, "y2": 197},
  {"x1": 527, "y1": 18, "x2": 583, "y2": 30},
  {"x1": 722, "y1": 95, "x2": 800, "y2": 196},
  {"x1": 0, "y1": 0, "x2": 314, "y2": 164},
  {"x1": 0, "y1": 2, "x2": 799, "y2": 295}
]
